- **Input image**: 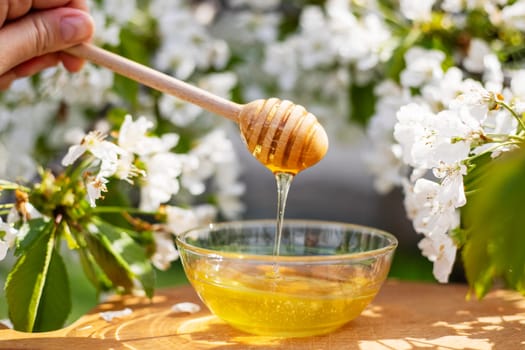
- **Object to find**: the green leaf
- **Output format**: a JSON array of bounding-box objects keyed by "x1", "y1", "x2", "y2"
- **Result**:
[
  {"x1": 33, "y1": 250, "x2": 71, "y2": 331},
  {"x1": 84, "y1": 219, "x2": 155, "y2": 297},
  {"x1": 84, "y1": 229, "x2": 135, "y2": 293},
  {"x1": 384, "y1": 27, "x2": 422, "y2": 82},
  {"x1": 78, "y1": 245, "x2": 113, "y2": 295},
  {"x1": 461, "y1": 208, "x2": 495, "y2": 298},
  {"x1": 349, "y1": 82, "x2": 376, "y2": 127},
  {"x1": 113, "y1": 75, "x2": 140, "y2": 110},
  {"x1": 463, "y1": 152, "x2": 493, "y2": 194},
  {"x1": 105, "y1": 107, "x2": 129, "y2": 126},
  {"x1": 14, "y1": 218, "x2": 51, "y2": 255},
  {"x1": 384, "y1": 41, "x2": 408, "y2": 82},
  {"x1": 93, "y1": 218, "x2": 155, "y2": 298},
  {"x1": 5, "y1": 228, "x2": 71, "y2": 332},
  {"x1": 97, "y1": 181, "x2": 134, "y2": 229},
  {"x1": 462, "y1": 149, "x2": 525, "y2": 298}
]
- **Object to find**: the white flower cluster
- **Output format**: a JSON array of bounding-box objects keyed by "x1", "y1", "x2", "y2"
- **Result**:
[
  {"x1": 0, "y1": 1, "x2": 250, "y2": 275},
  {"x1": 257, "y1": 0, "x2": 392, "y2": 137},
  {"x1": 150, "y1": 0, "x2": 230, "y2": 80},
  {"x1": 366, "y1": 1, "x2": 525, "y2": 283},
  {"x1": 365, "y1": 45, "x2": 525, "y2": 282},
  {"x1": 59, "y1": 114, "x2": 243, "y2": 270}
]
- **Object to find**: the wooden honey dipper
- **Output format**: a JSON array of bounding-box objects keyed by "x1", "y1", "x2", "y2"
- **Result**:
[{"x1": 65, "y1": 44, "x2": 328, "y2": 174}]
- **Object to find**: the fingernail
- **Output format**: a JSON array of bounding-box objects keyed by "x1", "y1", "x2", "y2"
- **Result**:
[{"x1": 60, "y1": 15, "x2": 92, "y2": 43}]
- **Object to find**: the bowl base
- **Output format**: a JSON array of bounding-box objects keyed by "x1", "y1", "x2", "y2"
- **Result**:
[{"x1": 227, "y1": 321, "x2": 349, "y2": 338}]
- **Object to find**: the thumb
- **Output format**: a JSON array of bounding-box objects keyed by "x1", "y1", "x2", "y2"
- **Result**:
[{"x1": 0, "y1": 8, "x2": 94, "y2": 74}]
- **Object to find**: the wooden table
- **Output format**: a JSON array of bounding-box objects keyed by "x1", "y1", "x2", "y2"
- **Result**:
[{"x1": 1, "y1": 280, "x2": 524, "y2": 349}]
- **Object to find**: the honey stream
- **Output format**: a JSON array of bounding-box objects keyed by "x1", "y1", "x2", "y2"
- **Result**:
[{"x1": 271, "y1": 172, "x2": 294, "y2": 276}]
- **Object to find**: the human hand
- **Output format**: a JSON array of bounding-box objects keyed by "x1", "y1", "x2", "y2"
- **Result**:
[{"x1": 0, "y1": 0, "x2": 94, "y2": 90}]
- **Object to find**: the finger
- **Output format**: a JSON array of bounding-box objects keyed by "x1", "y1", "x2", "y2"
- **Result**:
[
  {"x1": 0, "y1": 0, "x2": 84, "y2": 27},
  {"x1": 12, "y1": 54, "x2": 60, "y2": 77},
  {"x1": 59, "y1": 52, "x2": 85, "y2": 72},
  {"x1": 0, "y1": 1, "x2": 10, "y2": 27},
  {"x1": 0, "y1": 8, "x2": 94, "y2": 75},
  {"x1": 4, "y1": 0, "x2": 32, "y2": 20},
  {"x1": 0, "y1": 71, "x2": 16, "y2": 91},
  {"x1": 32, "y1": 0, "x2": 89, "y2": 11},
  {"x1": 70, "y1": 0, "x2": 90, "y2": 12}
]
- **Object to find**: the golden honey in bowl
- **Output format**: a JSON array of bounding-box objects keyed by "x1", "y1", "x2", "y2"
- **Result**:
[
  {"x1": 176, "y1": 220, "x2": 397, "y2": 338},
  {"x1": 186, "y1": 261, "x2": 379, "y2": 337}
]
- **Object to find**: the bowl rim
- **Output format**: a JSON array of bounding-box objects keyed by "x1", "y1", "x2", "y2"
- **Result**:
[{"x1": 175, "y1": 219, "x2": 398, "y2": 263}]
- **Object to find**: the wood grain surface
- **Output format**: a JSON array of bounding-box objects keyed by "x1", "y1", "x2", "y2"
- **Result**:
[{"x1": 1, "y1": 280, "x2": 524, "y2": 349}]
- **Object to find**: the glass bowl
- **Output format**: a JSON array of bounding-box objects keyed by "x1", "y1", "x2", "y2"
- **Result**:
[{"x1": 175, "y1": 220, "x2": 397, "y2": 338}]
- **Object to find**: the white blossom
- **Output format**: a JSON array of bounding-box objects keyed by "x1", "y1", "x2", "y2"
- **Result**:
[
  {"x1": 482, "y1": 54, "x2": 503, "y2": 91},
  {"x1": 40, "y1": 64, "x2": 114, "y2": 107},
  {"x1": 86, "y1": 0, "x2": 136, "y2": 46},
  {"x1": 118, "y1": 115, "x2": 179, "y2": 157},
  {"x1": 451, "y1": 79, "x2": 495, "y2": 111},
  {"x1": 214, "y1": 9, "x2": 281, "y2": 45},
  {"x1": 0, "y1": 218, "x2": 19, "y2": 261},
  {"x1": 501, "y1": 1, "x2": 525, "y2": 31},
  {"x1": 463, "y1": 39, "x2": 492, "y2": 74},
  {"x1": 114, "y1": 152, "x2": 143, "y2": 184},
  {"x1": 2, "y1": 78, "x2": 36, "y2": 104},
  {"x1": 404, "y1": 178, "x2": 461, "y2": 237},
  {"x1": 62, "y1": 131, "x2": 124, "y2": 176},
  {"x1": 99, "y1": 308, "x2": 133, "y2": 322},
  {"x1": 395, "y1": 104, "x2": 475, "y2": 169},
  {"x1": 433, "y1": 162, "x2": 468, "y2": 208},
  {"x1": 86, "y1": 175, "x2": 109, "y2": 207},
  {"x1": 441, "y1": 0, "x2": 464, "y2": 12},
  {"x1": 100, "y1": 0, "x2": 137, "y2": 25},
  {"x1": 159, "y1": 73, "x2": 237, "y2": 128},
  {"x1": 151, "y1": 232, "x2": 179, "y2": 270},
  {"x1": 151, "y1": 1, "x2": 230, "y2": 79},
  {"x1": 158, "y1": 96, "x2": 203, "y2": 127},
  {"x1": 296, "y1": 6, "x2": 337, "y2": 69},
  {"x1": 0, "y1": 102, "x2": 57, "y2": 180},
  {"x1": 330, "y1": 10, "x2": 391, "y2": 71},
  {"x1": 418, "y1": 233, "x2": 457, "y2": 283},
  {"x1": 400, "y1": 0, "x2": 436, "y2": 22},
  {"x1": 263, "y1": 41, "x2": 300, "y2": 90},
  {"x1": 140, "y1": 152, "x2": 184, "y2": 211},
  {"x1": 227, "y1": 0, "x2": 280, "y2": 10},
  {"x1": 181, "y1": 129, "x2": 245, "y2": 218},
  {"x1": 164, "y1": 205, "x2": 216, "y2": 235},
  {"x1": 118, "y1": 116, "x2": 154, "y2": 151},
  {"x1": 510, "y1": 70, "x2": 525, "y2": 99},
  {"x1": 364, "y1": 142, "x2": 405, "y2": 194},
  {"x1": 90, "y1": 8, "x2": 120, "y2": 46},
  {"x1": 422, "y1": 67, "x2": 464, "y2": 110},
  {"x1": 171, "y1": 302, "x2": 201, "y2": 314},
  {"x1": 400, "y1": 48, "x2": 445, "y2": 88},
  {"x1": 213, "y1": 165, "x2": 246, "y2": 220},
  {"x1": 197, "y1": 72, "x2": 238, "y2": 101},
  {"x1": 179, "y1": 156, "x2": 206, "y2": 196},
  {"x1": 364, "y1": 82, "x2": 411, "y2": 193}
]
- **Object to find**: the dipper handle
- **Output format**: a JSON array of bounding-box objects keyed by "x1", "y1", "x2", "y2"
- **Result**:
[{"x1": 65, "y1": 43, "x2": 242, "y2": 121}]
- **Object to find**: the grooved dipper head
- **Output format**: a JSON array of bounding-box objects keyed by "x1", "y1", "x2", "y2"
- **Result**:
[{"x1": 238, "y1": 98, "x2": 329, "y2": 174}]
